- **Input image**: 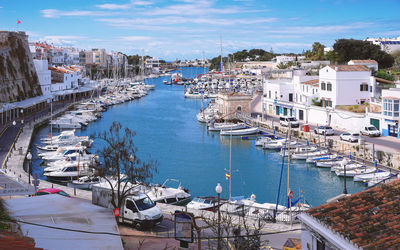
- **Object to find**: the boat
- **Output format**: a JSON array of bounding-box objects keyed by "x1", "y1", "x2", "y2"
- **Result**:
[
  {"x1": 186, "y1": 196, "x2": 225, "y2": 211},
  {"x1": 255, "y1": 136, "x2": 273, "y2": 147},
  {"x1": 314, "y1": 158, "x2": 344, "y2": 168},
  {"x1": 220, "y1": 127, "x2": 259, "y2": 136},
  {"x1": 290, "y1": 149, "x2": 329, "y2": 160},
  {"x1": 353, "y1": 171, "x2": 392, "y2": 182},
  {"x1": 280, "y1": 145, "x2": 318, "y2": 157},
  {"x1": 335, "y1": 166, "x2": 376, "y2": 177},
  {"x1": 43, "y1": 165, "x2": 95, "y2": 181},
  {"x1": 262, "y1": 140, "x2": 297, "y2": 150},
  {"x1": 68, "y1": 176, "x2": 101, "y2": 189},
  {"x1": 145, "y1": 179, "x2": 191, "y2": 206},
  {"x1": 208, "y1": 123, "x2": 247, "y2": 132},
  {"x1": 36, "y1": 144, "x2": 59, "y2": 152},
  {"x1": 50, "y1": 119, "x2": 82, "y2": 129},
  {"x1": 305, "y1": 154, "x2": 340, "y2": 163}
]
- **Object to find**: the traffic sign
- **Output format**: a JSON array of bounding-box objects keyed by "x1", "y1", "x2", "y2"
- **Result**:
[
  {"x1": 32, "y1": 179, "x2": 40, "y2": 187},
  {"x1": 113, "y1": 208, "x2": 120, "y2": 217},
  {"x1": 288, "y1": 190, "x2": 293, "y2": 199}
]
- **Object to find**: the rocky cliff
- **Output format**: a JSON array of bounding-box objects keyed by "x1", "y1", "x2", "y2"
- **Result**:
[{"x1": 0, "y1": 31, "x2": 42, "y2": 103}]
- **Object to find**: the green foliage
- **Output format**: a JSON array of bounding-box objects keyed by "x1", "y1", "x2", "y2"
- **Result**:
[
  {"x1": 331, "y1": 39, "x2": 394, "y2": 68},
  {"x1": 375, "y1": 69, "x2": 395, "y2": 81},
  {"x1": 312, "y1": 97, "x2": 321, "y2": 106},
  {"x1": 209, "y1": 48, "x2": 276, "y2": 71}
]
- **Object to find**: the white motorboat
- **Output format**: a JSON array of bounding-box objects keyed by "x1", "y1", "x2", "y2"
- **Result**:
[
  {"x1": 220, "y1": 127, "x2": 259, "y2": 136},
  {"x1": 186, "y1": 196, "x2": 224, "y2": 211},
  {"x1": 43, "y1": 165, "x2": 95, "y2": 181},
  {"x1": 41, "y1": 130, "x2": 92, "y2": 147},
  {"x1": 144, "y1": 179, "x2": 191, "y2": 205},
  {"x1": 208, "y1": 123, "x2": 246, "y2": 132},
  {"x1": 255, "y1": 136, "x2": 273, "y2": 147},
  {"x1": 291, "y1": 149, "x2": 329, "y2": 160},
  {"x1": 331, "y1": 161, "x2": 363, "y2": 172},
  {"x1": 39, "y1": 147, "x2": 88, "y2": 162},
  {"x1": 262, "y1": 140, "x2": 297, "y2": 150},
  {"x1": 281, "y1": 146, "x2": 318, "y2": 156},
  {"x1": 353, "y1": 171, "x2": 392, "y2": 182},
  {"x1": 335, "y1": 166, "x2": 376, "y2": 177},
  {"x1": 36, "y1": 144, "x2": 59, "y2": 152},
  {"x1": 68, "y1": 176, "x2": 101, "y2": 189},
  {"x1": 305, "y1": 154, "x2": 339, "y2": 163},
  {"x1": 367, "y1": 175, "x2": 395, "y2": 187},
  {"x1": 315, "y1": 158, "x2": 344, "y2": 168},
  {"x1": 50, "y1": 119, "x2": 82, "y2": 129}
]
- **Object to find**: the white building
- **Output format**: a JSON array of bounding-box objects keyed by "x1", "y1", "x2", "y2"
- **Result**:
[
  {"x1": 145, "y1": 57, "x2": 160, "y2": 74},
  {"x1": 380, "y1": 87, "x2": 400, "y2": 138},
  {"x1": 348, "y1": 59, "x2": 378, "y2": 72},
  {"x1": 366, "y1": 36, "x2": 400, "y2": 54},
  {"x1": 33, "y1": 59, "x2": 51, "y2": 96},
  {"x1": 275, "y1": 55, "x2": 296, "y2": 64},
  {"x1": 319, "y1": 65, "x2": 372, "y2": 107}
]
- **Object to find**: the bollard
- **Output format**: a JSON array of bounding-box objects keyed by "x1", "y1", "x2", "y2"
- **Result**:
[
  {"x1": 74, "y1": 187, "x2": 76, "y2": 196},
  {"x1": 52, "y1": 184, "x2": 53, "y2": 188}
]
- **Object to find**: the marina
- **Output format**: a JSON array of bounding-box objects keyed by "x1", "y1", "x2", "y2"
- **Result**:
[{"x1": 29, "y1": 67, "x2": 367, "y2": 207}]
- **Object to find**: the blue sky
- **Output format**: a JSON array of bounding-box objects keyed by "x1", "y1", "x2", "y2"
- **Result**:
[{"x1": 0, "y1": 0, "x2": 399, "y2": 60}]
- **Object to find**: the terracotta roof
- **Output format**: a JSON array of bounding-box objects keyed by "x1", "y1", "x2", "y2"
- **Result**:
[
  {"x1": 301, "y1": 79, "x2": 319, "y2": 86},
  {"x1": 329, "y1": 65, "x2": 369, "y2": 72},
  {"x1": 350, "y1": 60, "x2": 378, "y2": 64},
  {"x1": 0, "y1": 232, "x2": 43, "y2": 249},
  {"x1": 307, "y1": 178, "x2": 400, "y2": 249}
]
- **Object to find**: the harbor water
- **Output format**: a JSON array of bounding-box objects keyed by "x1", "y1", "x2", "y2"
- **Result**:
[{"x1": 30, "y1": 67, "x2": 365, "y2": 207}]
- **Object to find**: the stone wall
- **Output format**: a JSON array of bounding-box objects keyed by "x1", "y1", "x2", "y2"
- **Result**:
[{"x1": 0, "y1": 31, "x2": 42, "y2": 103}]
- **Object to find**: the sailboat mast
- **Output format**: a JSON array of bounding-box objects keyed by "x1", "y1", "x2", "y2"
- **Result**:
[
  {"x1": 229, "y1": 125, "x2": 232, "y2": 201},
  {"x1": 220, "y1": 36, "x2": 223, "y2": 72},
  {"x1": 50, "y1": 98, "x2": 53, "y2": 145},
  {"x1": 288, "y1": 124, "x2": 292, "y2": 225}
]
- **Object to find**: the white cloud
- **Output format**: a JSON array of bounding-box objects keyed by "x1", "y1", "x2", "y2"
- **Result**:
[
  {"x1": 266, "y1": 22, "x2": 373, "y2": 35},
  {"x1": 120, "y1": 36, "x2": 151, "y2": 41},
  {"x1": 41, "y1": 9, "x2": 115, "y2": 18},
  {"x1": 0, "y1": 6, "x2": 3, "y2": 8},
  {"x1": 40, "y1": 35, "x2": 86, "y2": 45},
  {"x1": 96, "y1": 0, "x2": 152, "y2": 9}
]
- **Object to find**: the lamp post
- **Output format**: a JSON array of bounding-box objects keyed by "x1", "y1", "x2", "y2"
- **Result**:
[
  {"x1": 215, "y1": 183, "x2": 222, "y2": 250},
  {"x1": 26, "y1": 152, "x2": 32, "y2": 184}
]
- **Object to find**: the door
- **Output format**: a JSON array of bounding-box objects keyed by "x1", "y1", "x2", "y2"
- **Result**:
[
  {"x1": 283, "y1": 108, "x2": 288, "y2": 116},
  {"x1": 370, "y1": 118, "x2": 380, "y2": 130},
  {"x1": 269, "y1": 105, "x2": 272, "y2": 114},
  {"x1": 275, "y1": 106, "x2": 280, "y2": 115},
  {"x1": 299, "y1": 110, "x2": 304, "y2": 120},
  {"x1": 124, "y1": 199, "x2": 139, "y2": 223},
  {"x1": 388, "y1": 124, "x2": 398, "y2": 137}
]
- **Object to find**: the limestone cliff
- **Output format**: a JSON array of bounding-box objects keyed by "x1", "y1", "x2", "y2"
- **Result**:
[{"x1": 0, "y1": 31, "x2": 42, "y2": 103}]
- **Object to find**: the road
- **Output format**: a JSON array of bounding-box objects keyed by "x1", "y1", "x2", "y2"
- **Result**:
[
  {"x1": 119, "y1": 211, "x2": 301, "y2": 249},
  {"x1": 255, "y1": 113, "x2": 400, "y2": 153},
  {"x1": 0, "y1": 125, "x2": 21, "y2": 168}
]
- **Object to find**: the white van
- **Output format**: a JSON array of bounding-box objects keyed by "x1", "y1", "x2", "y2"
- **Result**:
[
  {"x1": 119, "y1": 193, "x2": 163, "y2": 229},
  {"x1": 279, "y1": 117, "x2": 299, "y2": 128}
]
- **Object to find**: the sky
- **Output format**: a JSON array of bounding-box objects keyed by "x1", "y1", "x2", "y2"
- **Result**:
[{"x1": 0, "y1": 0, "x2": 399, "y2": 60}]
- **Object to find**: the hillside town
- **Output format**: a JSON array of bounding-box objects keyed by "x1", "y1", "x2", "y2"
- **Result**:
[{"x1": 0, "y1": 12, "x2": 400, "y2": 250}]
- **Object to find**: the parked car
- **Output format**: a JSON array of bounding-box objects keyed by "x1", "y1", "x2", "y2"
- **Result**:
[
  {"x1": 33, "y1": 188, "x2": 71, "y2": 198},
  {"x1": 360, "y1": 125, "x2": 381, "y2": 137},
  {"x1": 314, "y1": 126, "x2": 334, "y2": 135},
  {"x1": 279, "y1": 117, "x2": 299, "y2": 128},
  {"x1": 340, "y1": 132, "x2": 360, "y2": 142}
]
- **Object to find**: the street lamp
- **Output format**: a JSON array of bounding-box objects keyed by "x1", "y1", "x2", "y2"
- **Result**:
[
  {"x1": 215, "y1": 183, "x2": 222, "y2": 250},
  {"x1": 26, "y1": 152, "x2": 32, "y2": 184},
  {"x1": 12, "y1": 120, "x2": 16, "y2": 126}
]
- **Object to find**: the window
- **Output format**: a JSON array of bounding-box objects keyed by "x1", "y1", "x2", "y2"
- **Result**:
[
  {"x1": 327, "y1": 82, "x2": 332, "y2": 91},
  {"x1": 321, "y1": 82, "x2": 326, "y2": 90},
  {"x1": 268, "y1": 90, "x2": 271, "y2": 98},
  {"x1": 126, "y1": 200, "x2": 137, "y2": 212},
  {"x1": 360, "y1": 83, "x2": 368, "y2": 91}
]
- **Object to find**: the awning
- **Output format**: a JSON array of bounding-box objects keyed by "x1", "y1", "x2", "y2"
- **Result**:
[{"x1": 14, "y1": 95, "x2": 51, "y2": 109}]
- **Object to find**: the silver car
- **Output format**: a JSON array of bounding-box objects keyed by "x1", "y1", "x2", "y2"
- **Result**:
[
  {"x1": 340, "y1": 132, "x2": 360, "y2": 142},
  {"x1": 314, "y1": 126, "x2": 335, "y2": 135}
]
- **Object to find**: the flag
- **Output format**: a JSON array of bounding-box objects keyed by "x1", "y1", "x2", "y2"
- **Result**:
[
  {"x1": 225, "y1": 173, "x2": 231, "y2": 180},
  {"x1": 17, "y1": 19, "x2": 21, "y2": 24}
]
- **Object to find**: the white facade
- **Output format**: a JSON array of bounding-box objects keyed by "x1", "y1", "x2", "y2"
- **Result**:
[
  {"x1": 348, "y1": 60, "x2": 378, "y2": 72},
  {"x1": 366, "y1": 37, "x2": 400, "y2": 54},
  {"x1": 275, "y1": 55, "x2": 296, "y2": 64},
  {"x1": 33, "y1": 59, "x2": 51, "y2": 95},
  {"x1": 319, "y1": 65, "x2": 372, "y2": 107},
  {"x1": 380, "y1": 88, "x2": 400, "y2": 138},
  {"x1": 145, "y1": 57, "x2": 160, "y2": 74}
]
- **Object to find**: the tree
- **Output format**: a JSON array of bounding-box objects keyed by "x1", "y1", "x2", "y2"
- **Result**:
[
  {"x1": 332, "y1": 39, "x2": 394, "y2": 68},
  {"x1": 311, "y1": 42, "x2": 326, "y2": 60},
  {"x1": 91, "y1": 122, "x2": 158, "y2": 210}
]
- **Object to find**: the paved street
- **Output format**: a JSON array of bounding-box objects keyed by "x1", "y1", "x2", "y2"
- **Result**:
[
  {"x1": 0, "y1": 124, "x2": 21, "y2": 168},
  {"x1": 253, "y1": 113, "x2": 400, "y2": 153}
]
